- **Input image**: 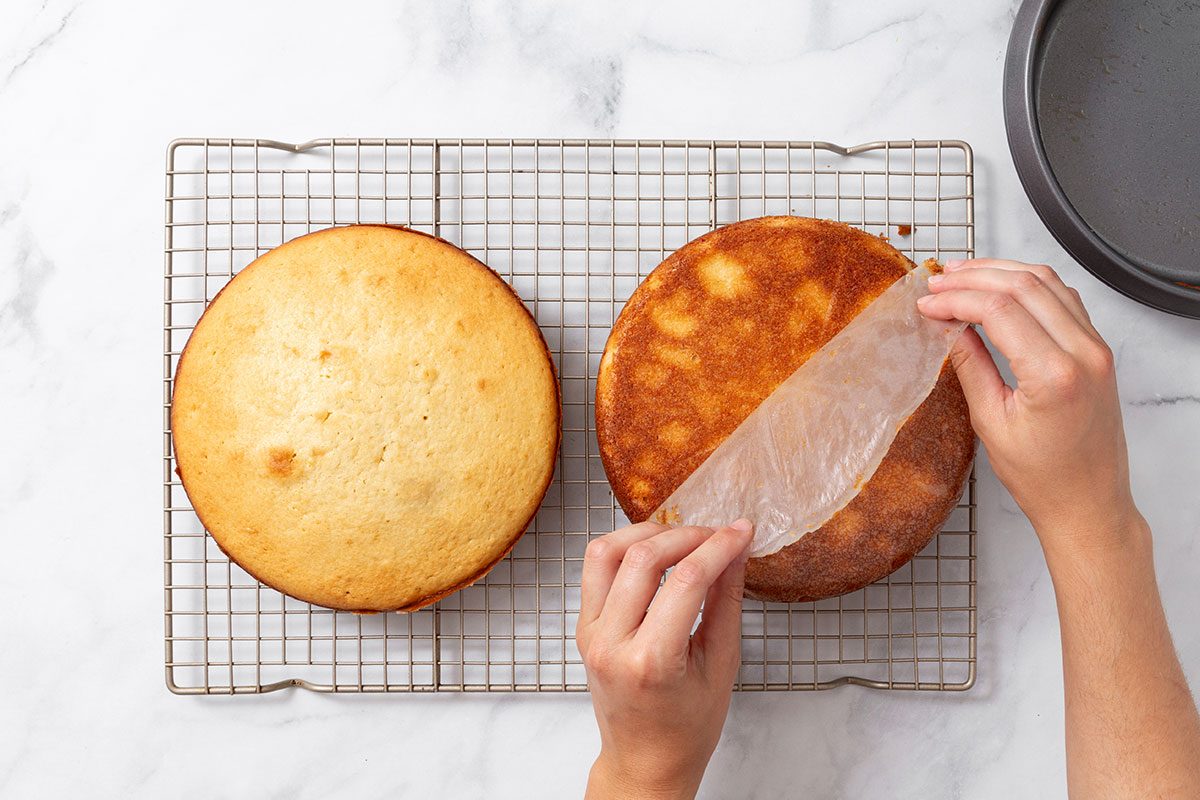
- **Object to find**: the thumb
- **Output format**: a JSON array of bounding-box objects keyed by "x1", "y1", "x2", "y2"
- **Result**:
[
  {"x1": 694, "y1": 520, "x2": 752, "y2": 670},
  {"x1": 948, "y1": 326, "x2": 1007, "y2": 432}
]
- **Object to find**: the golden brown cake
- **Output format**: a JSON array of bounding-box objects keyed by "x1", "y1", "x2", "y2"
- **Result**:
[
  {"x1": 595, "y1": 216, "x2": 974, "y2": 603},
  {"x1": 172, "y1": 225, "x2": 560, "y2": 612}
]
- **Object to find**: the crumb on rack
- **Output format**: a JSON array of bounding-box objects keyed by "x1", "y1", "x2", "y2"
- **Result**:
[{"x1": 897, "y1": 224, "x2": 913, "y2": 236}]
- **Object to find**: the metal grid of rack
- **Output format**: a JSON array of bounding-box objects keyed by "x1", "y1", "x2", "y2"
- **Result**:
[{"x1": 163, "y1": 138, "x2": 977, "y2": 694}]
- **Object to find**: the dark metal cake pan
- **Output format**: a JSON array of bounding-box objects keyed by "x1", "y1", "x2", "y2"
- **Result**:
[{"x1": 1004, "y1": 0, "x2": 1200, "y2": 318}]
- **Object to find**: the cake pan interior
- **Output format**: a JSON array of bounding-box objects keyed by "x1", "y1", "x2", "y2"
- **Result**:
[{"x1": 1005, "y1": 0, "x2": 1200, "y2": 317}]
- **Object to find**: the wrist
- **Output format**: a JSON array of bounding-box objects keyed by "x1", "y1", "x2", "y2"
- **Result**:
[
  {"x1": 1038, "y1": 509, "x2": 1153, "y2": 587},
  {"x1": 1031, "y1": 499, "x2": 1148, "y2": 562},
  {"x1": 586, "y1": 750, "x2": 704, "y2": 800}
]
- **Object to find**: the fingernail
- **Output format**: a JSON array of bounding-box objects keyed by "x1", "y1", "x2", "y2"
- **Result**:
[
  {"x1": 730, "y1": 518, "x2": 753, "y2": 533},
  {"x1": 917, "y1": 294, "x2": 932, "y2": 305},
  {"x1": 944, "y1": 258, "x2": 966, "y2": 270},
  {"x1": 927, "y1": 273, "x2": 944, "y2": 285}
]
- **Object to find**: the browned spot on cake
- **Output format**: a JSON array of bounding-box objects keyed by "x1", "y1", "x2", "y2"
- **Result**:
[
  {"x1": 634, "y1": 454, "x2": 661, "y2": 475},
  {"x1": 698, "y1": 254, "x2": 750, "y2": 298},
  {"x1": 690, "y1": 398, "x2": 724, "y2": 425},
  {"x1": 656, "y1": 343, "x2": 700, "y2": 369},
  {"x1": 476, "y1": 377, "x2": 488, "y2": 392},
  {"x1": 315, "y1": 409, "x2": 331, "y2": 422},
  {"x1": 833, "y1": 506, "x2": 865, "y2": 536},
  {"x1": 634, "y1": 362, "x2": 668, "y2": 389},
  {"x1": 642, "y1": 272, "x2": 665, "y2": 293},
  {"x1": 267, "y1": 446, "x2": 296, "y2": 477},
  {"x1": 904, "y1": 467, "x2": 943, "y2": 496},
  {"x1": 659, "y1": 421, "x2": 690, "y2": 449},
  {"x1": 651, "y1": 295, "x2": 699, "y2": 338},
  {"x1": 319, "y1": 349, "x2": 332, "y2": 361},
  {"x1": 797, "y1": 280, "x2": 833, "y2": 321}
]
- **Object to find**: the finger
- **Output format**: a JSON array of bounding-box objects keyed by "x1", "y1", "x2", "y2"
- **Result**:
[
  {"x1": 638, "y1": 523, "x2": 755, "y2": 657},
  {"x1": 693, "y1": 523, "x2": 753, "y2": 672},
  {"x1": 579, "y1": 521, "x2": 669, "y2": 630},
  {"x1": 599, "y1": 525, "x2": 716, "y2": 639},
  {"x1": 918, "y1": 289, "x2": 1066, "y2": 386},
  {"x1": 947, "y1": 327, "x2": 1011, "y2": 433},
  {"x1": 929, "y1": 267, "x2": 1095, "y2": 353},
  {"x1": 945, "y1": 259, "x2": 1095, "y2": 332}
]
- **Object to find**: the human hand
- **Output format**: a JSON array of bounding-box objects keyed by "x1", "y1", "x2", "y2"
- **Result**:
[
  {"x1": 576, "y1": 520, "x2": 753, "y2": 800},
  {"x1": 917, "y1": 258, "x2": 1143, "y2": 559}
]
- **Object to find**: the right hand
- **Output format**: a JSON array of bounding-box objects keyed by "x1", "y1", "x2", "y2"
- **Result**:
[{"x1": 917, "y1": 258, "x2": 1143, "y2": 558}]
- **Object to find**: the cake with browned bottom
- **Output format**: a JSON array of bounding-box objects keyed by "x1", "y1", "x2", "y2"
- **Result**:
[
  {"x1": 172, "y1": 225, "x2": 560, "y2": 612},
  {"x1": 595, "y1": 216, "x2": 974, "y2": 602}
]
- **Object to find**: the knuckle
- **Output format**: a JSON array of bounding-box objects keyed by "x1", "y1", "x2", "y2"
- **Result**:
[
  {"x1": 1085, "y1": 342, "x2": 1115, "y2": 375},
  {"x1": 624, "y1": 646, "x2": 664, "y2": 687},
  {"x1": 983, "y1": 292, "x2": 1015, "y2": 316},
  {"x1": 723, "y1": 580, "x2": 747, "y2": 605},
  {"x1": 583, "y1": 640, "x2": 614, "y2": 675},
  {"x1": 584, "y1": 538, "x2": 610, "y2": 562},
  {"x1": 1029, "y1": 263, "x2": 1057, "y2": 281},
  {"x1": 574, "y1": 627, "x2": 591, "y2": 657},
  {"x1": 948, "y1": 338, "x2": 975, "y2": 371},
  {"x1": 1012, "y1": 271, "x2": 1043, "y2": 293},
  {"x1": 671, "y1": 558, "x2": 708, "y2": 590},
  {"x1": 623, "y1": 541, "x2": 659, "y2": 572},
  {"x1": 1043, "y1": 355, "x2": 1082, "y2": 395}
]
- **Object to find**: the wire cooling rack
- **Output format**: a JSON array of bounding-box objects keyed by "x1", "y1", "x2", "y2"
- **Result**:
[{"x1": 163, "y1": 138, "x2": 977, "y2": 694}]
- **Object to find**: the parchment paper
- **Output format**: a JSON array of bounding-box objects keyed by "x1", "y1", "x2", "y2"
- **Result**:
[{"x1": 651, "y1": 264, "x2": 965, "y2": 558}]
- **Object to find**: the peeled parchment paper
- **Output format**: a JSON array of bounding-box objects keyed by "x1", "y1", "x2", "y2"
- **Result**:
[{"x1": 651, "y1": 264, "x2": 966, "y2": 558}]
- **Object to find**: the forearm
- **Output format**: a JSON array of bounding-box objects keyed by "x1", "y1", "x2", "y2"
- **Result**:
[
  {"x1": 1043, "y1": 515, "x2": 1200, "y2": 797},
  {"x1": 585, "y1": 753, "x2": 701, "y2": 800}
]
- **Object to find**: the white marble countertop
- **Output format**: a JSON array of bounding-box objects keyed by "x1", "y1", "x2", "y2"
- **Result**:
[{"x1": 2, "y1": 0, "x2": 1197, "y2": 797}]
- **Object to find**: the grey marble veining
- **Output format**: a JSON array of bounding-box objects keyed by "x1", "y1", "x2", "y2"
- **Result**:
[{"x1": 0, "y1": 0, "x2": 1196, "y2": 798}]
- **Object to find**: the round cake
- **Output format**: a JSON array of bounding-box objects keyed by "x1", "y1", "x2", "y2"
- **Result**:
[
  {"x1": 172, "y1": 225, "x2": 560, "y2": 612},
  {"x1": 595, "y1": 216, "x2": 974, "y2": 603}
]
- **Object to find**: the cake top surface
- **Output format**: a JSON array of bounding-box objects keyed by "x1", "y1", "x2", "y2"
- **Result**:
[
  {"x1": 172, "y1": 225, "x2": 559, "y2": 611},
  {"x1": 596, "y1": 216, "x2": 914, "y2": 520}
]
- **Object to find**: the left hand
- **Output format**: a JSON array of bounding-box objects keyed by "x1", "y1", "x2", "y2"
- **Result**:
[{"x1": 576, "y1": 519, "x2": 754, "y2": 799}]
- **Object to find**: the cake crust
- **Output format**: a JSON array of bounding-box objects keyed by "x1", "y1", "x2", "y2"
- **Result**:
[
  {"x1": 595, "y1": 216, "x2": 974, "y2": 602},
  {"x1": 172, "y1": 225, "x2": 560, "y2": 612}
]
